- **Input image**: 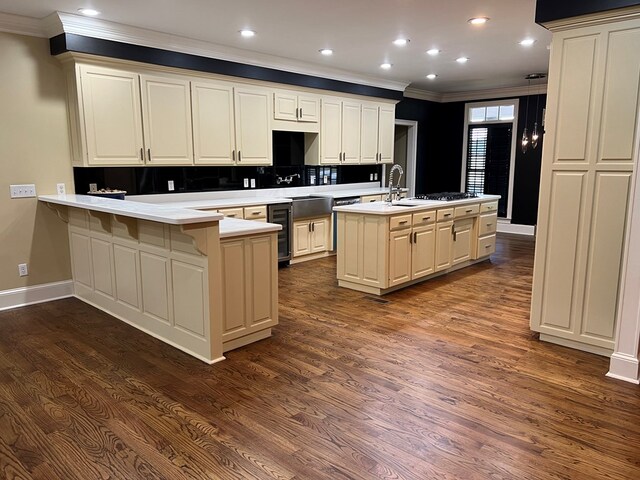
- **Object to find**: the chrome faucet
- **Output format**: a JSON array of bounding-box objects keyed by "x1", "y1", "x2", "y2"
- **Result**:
[
  {"x1": 276, "y1": 173, "x2": 300, "y2": 185},
  {"x1": 386, "y1": 164, "x2": 404, "y2": 202}
]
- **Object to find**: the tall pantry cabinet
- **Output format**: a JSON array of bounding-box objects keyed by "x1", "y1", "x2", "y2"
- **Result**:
[{"x1": 530, "y1": 13, "x2": 640, "y2": 355}]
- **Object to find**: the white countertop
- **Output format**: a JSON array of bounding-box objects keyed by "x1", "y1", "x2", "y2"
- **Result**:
[
  {"x1": 39, "y1": 194, "x2": 223, "y2": 225},
  {"x1": 312, "y1": 187, "x2": 408, "y2": 199},
  {"x1": 144, "y1": 196, "x2": 292, "y2": 211},
  {"x1": 219, "y1": 217, "x2": 282, "y2": 239},
  {"x1": 333, "y1": 195, "x2": 501, "y2": 215}
]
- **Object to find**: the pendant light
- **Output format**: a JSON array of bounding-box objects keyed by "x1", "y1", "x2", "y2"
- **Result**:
[{"x1": 523, "y1": 73, "x2": 547, "y2": 153}]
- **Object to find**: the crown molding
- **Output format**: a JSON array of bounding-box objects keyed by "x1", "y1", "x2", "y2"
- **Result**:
[
  {"x1": 543, "y1": 5, "x2": 640, "y2": 32},
  {"x1": 404, "y1": 84, "x2": 548, "y2": 104},
  {"x1": 0, "y1": 12, "x2": 46, "y2": 37},
  {"x1": 45, "y1": 12, "x2": 407, "y2": 92}
]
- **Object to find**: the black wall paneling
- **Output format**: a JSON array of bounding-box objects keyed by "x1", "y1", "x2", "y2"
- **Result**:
[
  {"x1": 396, "y1": 93, "x2": 546, "y2": 226},
  {"x1": 73, "y1": 164, "x2": 382, "y2": 196},
  {"x1": 50, "y1": 33, "x2": 403, "y2": 101},
  {"x1": 535, "y1": 0, "x2": 640, "y2": 23}
]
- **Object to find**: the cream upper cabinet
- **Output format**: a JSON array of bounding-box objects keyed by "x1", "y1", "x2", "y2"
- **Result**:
[
  {"x1": 140, "y1": 75, "x2": 194, "y2": 165},
  {"x1": 274, "y1": 90, "x2": 319, "y2": 123},
  {"x1": 78, "y1": 65, "x2": 145, "y2": 166},
  {"x1": 234, "y1": 87, "x2": 272, "y2": 166},
  {"x1": 530, "y1": 17, "x2": 640, "y2": 355},
  {"x1": 361, "y1": 103, "x2": 395, "y2": 164},
  {"x1": 318, "y1": 98, "x2": 361, "y2": 164},
  {"x1": 192, "y1": 80, "x2": 236, "y2": 165}
]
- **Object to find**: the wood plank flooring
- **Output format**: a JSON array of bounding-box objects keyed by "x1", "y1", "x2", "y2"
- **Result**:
[{"x1": 1, "y1": 233, "x2": 639, "y2": 479}]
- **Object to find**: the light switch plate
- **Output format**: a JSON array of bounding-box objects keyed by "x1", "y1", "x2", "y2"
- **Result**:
[
  {"x1": 168, "y1": 180, "x2": 175, "y2": 191},
  {"x1": 374, "y1": 173, "x2": 378, "y2": 181},
  {"x1": 10, "y1": 184, "x2": 36, "y2": 198},
  {"x1": 369, "y1": 173, "x2": 374, "y2": 181},
  {"x1": 250, "y1": 179, "x2": 256, "y2": 188},
  {"x1": 18, "y1": 263, "x2": 28, "y2": 277},
  {"x1": 323, "y1": 175, "x2": 328, "y2": 184},
  {"x1": 243, "y1": 178, "x2": 249, "y2": 188}
]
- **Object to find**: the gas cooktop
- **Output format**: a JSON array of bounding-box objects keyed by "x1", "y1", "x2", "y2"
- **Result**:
[{"x1": 412, "y1": 192, "x2": 479, "y2": 202}]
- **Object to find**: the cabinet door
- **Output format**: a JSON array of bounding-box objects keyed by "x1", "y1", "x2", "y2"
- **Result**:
[
  {"x1": 412, "y1": 225, "x2": 436, "y2": 279},
  {"x1": 389, "y1": 229, "x2": 412, "y2": 286},
  {"x1": 378, "y1": 105, "x2": 395, "y2": 164},
  {"x1": 452, "y1": 218, "x2": 474, "y2": 265},
  {"x1": 311, "y1": 217, "x2": 330, "y2": 253},
  {"x1": 220, "y1": 239, "x2": 247, "y2": 340},
  {"x1": 192, "y1": 81, "x2": 236, "y2": 165},
  {"x1": 435, "y1": 221, "x2": 453, "y2": 272},
  {"x1": 321, "y1": 98, "x2": 342, "y2": 164},
  {"x1": 341, "y1": 101, "x2": 362, "y2": 164},
  {"x1": 79, "y1": 65, "x2": 144, "y2": 165},
  {"x1": 234, "y1": 87, "x2": 272, "y2": 165},
  {"x1": 140, "y1": 75, "x2": 193, "y2": 165},
  {"x1": 293, "y1": 221, "x2": 312, "y2": 257},
  {"x1": 360, "y1": 103, "x2": 379, "y2": 164},
  {"x1": 273, "y1": 92, "x2": 298, "y2": 121},
  {"x1": 298, "y1": 95, "x2": 320, "y2": 122}
]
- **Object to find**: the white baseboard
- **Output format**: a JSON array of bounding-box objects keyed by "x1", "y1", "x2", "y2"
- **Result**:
[
  {"x1": 607, "y1": 353, "x2": 640, "y2": 384},
  {"x1": 0, "y1": 280, "x2": 74, "y2": 312},
  {"x1": 497, "y1": 222, "x2": 536, "y2": 236}
]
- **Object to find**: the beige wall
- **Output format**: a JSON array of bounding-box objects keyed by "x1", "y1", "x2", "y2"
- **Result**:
[{"x1": 0, "y1": 32, "x2": 73, "y2": 291}]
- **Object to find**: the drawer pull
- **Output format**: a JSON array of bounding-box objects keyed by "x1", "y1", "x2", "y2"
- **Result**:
[
  {"x1": 251, "y1": 212, "x2": 260, "y2": 215},
  {"x1": 466, "y1": 209, "x2": 473, "y2": 213},
  {"x1": 399, "y1": 220, "x2": 408, "y2": 224},
  {"x1": 227, "y1": 214, "x2": 237, "y2": 218},
  {"x1": 422, "y1": 217, "x2": 431, "y2": 221},
  {"x1": 369, "y1": 199, "x2": 376, "y2": 202},
  {"x1": 485, "y1": 244, "x2": 492, "y2": 248},
  {"x1": 444, "y1": 213, "x2": 451, "y2": 217},
  {"x1": 486, "y1": 222, "x2": 493, "y2": 226}
]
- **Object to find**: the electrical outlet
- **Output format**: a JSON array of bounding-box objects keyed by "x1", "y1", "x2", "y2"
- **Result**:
[
  {"x1": 243, "y1": 178, "x2": 249, "y2": 188},
  {"x1": 168, "y1": 180, "x2": 175, "y2": 191},
  {"x1": 323, "y1": 175, "x2": 328, "y2": 184},
  {"x1": 10, "y1": 184, "x2": 36, "y2": 198},
  {"x1": 250, "y1": 179, "x2": 256, "y2": 188},
  {"x1": 369, "y1": 173, "x2": 374, "y2": 181},
  {"x1": 374, "y1": 173, "x2": 378, "y2": 181},
  {"x1": 56, "y1": 183, "x2": 66, "y2": 195},
  {"x1": 89, "y1": 183, "x2": 98, "y2": 193},
  {"x1": 18, "y1": 263, "x2": 28, "y2": 277}
]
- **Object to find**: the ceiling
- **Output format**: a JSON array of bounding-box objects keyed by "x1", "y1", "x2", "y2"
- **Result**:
[{"x1": 0, "y1": 0, "x2": 552, "y2": 93}]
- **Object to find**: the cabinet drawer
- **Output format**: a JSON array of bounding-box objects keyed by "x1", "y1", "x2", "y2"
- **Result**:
[
  {"x1": 479, "y1": 213, "x2": 497, "y2": 236},
  {"x1": 390, "y1": 214, "x2": 412, "y2": 230},
  {"x1": 217, "y1": 207, "x2": 244, "y2": 218},
  {"x1": 361, "y1": 194, "x2": 383, "y2": 203},
  {"x1": 481, "y1": 201, "x2": 498, "y2": 213},
  {"x1": 477, "y1": 234, "x2": 496, "y2": 257},
  {"x1": 437, "y1": 208, "x2": 454, "y2": 222},
  {"x1": 412, "y1": 210, "x2": 436, "y2": 225},
  {"x1": 244, "y1": 205, "x2": 267, "y2": 219},
  {"x1": 454, "y1": 203, "x2": 479, "y2": 218}
]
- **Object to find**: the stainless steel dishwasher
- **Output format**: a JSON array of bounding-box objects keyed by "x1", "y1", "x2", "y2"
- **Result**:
[{"x1": 331, "y1": 196, "x2": 361, "y2": 251}]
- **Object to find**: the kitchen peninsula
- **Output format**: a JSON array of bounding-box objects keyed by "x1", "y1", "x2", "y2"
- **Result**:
[
  {"x1": 334, "y1": 195, "x2": 501, "y2": 295},
  {"x1": 39, "y1": 194, "x2": 281, "y2": 364}
]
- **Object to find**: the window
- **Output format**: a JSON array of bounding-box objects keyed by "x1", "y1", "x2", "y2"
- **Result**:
[{"x1": 461, "y1": 99, "x2": 519, "y2": 220}]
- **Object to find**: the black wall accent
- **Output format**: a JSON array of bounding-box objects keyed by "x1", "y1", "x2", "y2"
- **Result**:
[
  {"x1": 73, "y1": 165, "x2": 382, "y2": 196},
  {"x1": 535, "y1": 0, "x2": 640, "y2": 23},
  {"x1": 50, "y1": 33, "x2": 403, "y2": 101},
  {"x1": 396, "y1": 94, "x2": 546, "y2": 226}
]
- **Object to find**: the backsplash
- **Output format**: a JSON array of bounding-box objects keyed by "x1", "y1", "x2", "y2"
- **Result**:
[{"x1": 73, "y1": 165, "x2": 383, "y2": 196}]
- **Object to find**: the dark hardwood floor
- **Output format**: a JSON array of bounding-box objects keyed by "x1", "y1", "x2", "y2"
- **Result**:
[{"x1": 1, "y1": 234, "x2": 639, "y2": 479}]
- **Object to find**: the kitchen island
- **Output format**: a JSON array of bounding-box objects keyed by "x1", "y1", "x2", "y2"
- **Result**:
[
  {"x1": 39, "y1": 194, "x2": 280, "y2": 363},
  {"x1": 333, "y1": 195, "x2": 500, "y2": 295}
]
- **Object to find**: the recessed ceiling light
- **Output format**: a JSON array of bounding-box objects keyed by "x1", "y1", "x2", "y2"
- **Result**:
[
  {"x1": 240, "y1": 29, "x2": 256, "y2": 38},
  {"x1": 393, "y1": 38, "x2": 409, "y2": 46},
  {"x1": 319, "y1": 49, "x2": 333, "y2": 56},
  {"x1": 456, "y1": 57, "x2": 469, "y2": 63},
  {"x1": 426, "y1": 74, "x2": 437, "y2": 80},
  {"x1": 519, "y1": 38, "x2": 536, "y2": 47},
  {"x1": 468, "y1": 17, "x2": 490, "y2": 25},
  {"x1": 380, "y1": 63, "x2": 392, "y2": 70},
  {"x1": 426, "y1": 48, "x2": 440, "y2": 56},
  {"x1": 77, "y1": 8, "x2": 100, "y2": 16}
]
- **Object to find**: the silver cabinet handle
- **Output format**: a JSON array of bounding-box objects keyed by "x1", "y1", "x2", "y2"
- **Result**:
[{"x1": 147, "y1": 148, "x2": 151, "y2": 161}]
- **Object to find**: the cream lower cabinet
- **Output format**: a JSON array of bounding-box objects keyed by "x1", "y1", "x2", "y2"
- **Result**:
[
  {"x1": 452, "y1": 218, "x2": 474, "y2": 266},
  {"x1": 530, "y1": 17, "x2": 640, "y2": 355},
  {"x1": 293, "y1": 217, "x2": 330, "y2": 258},
  {"x1": 220, "y1": 234, "x2": 278, "y2": 350},
  {"x1": 389, "y1": 223, "x2": 437, "y2": 287},
  {"x1": 435, "y1": 221, "x2": 453, "y2": 272}
]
